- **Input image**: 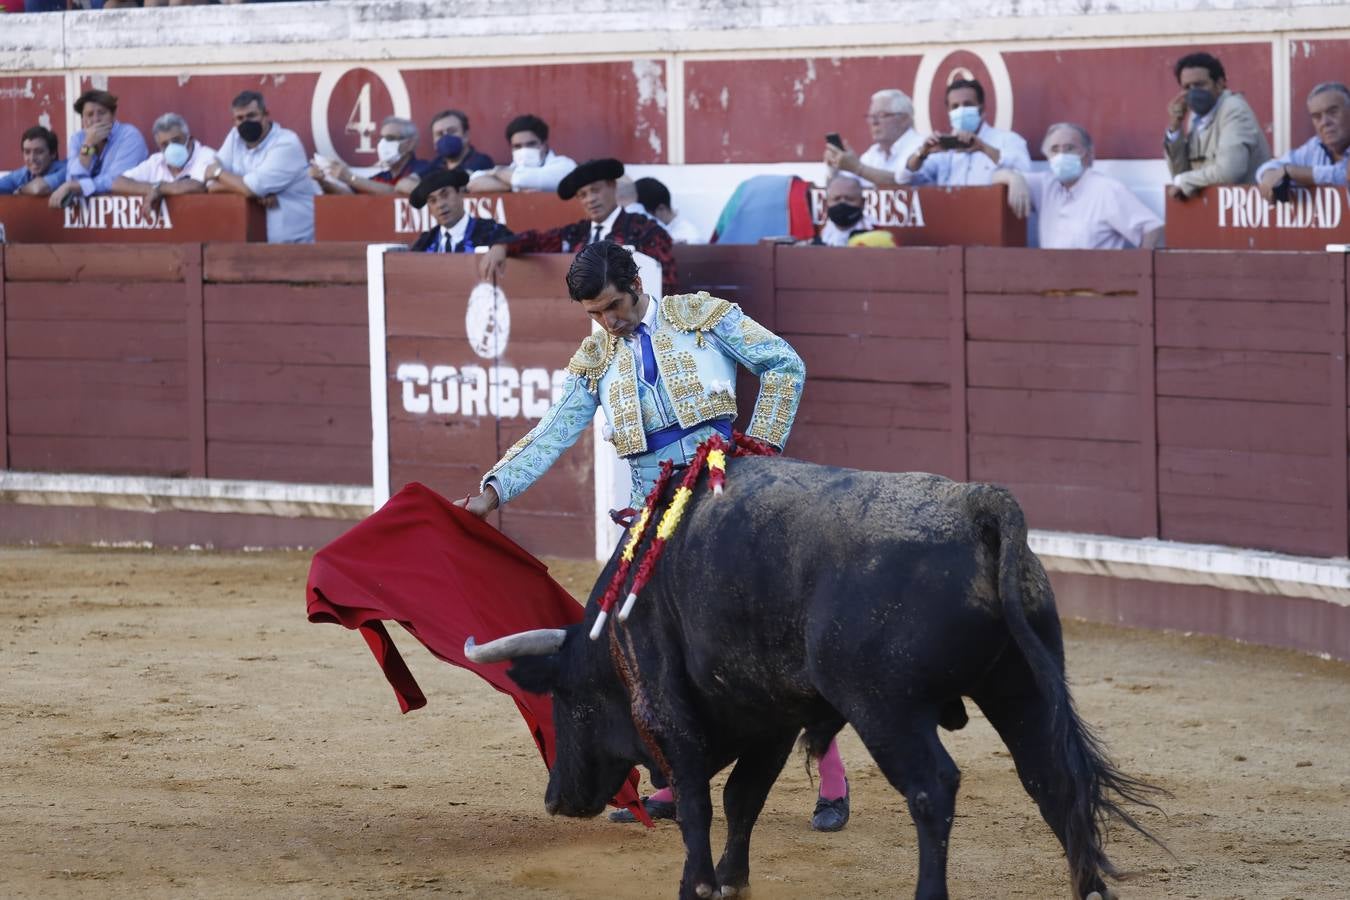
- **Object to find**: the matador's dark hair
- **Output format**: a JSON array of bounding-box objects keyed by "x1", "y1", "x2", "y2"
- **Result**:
[{"x1": 566, "y1": 241, "x2": 639, "y2": 303}]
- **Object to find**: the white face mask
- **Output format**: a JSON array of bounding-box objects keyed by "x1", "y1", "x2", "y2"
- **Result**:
[
  {"x1": 512, "y1": 146, "x2": 543, "y2": 168},
  {"x1": 1048, "y1": 152, "x2": 1085, "y2": 183},
  {"x1": 376, "y1": 138, "x2": 404, "y2": 166}
]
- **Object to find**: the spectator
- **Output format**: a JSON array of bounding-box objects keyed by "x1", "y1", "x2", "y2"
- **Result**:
[
  {"x1": 1164, "y1": 51, "x2": 1271, "y2": 199},
  {"x1": 468, "y1": 113, "x2": 577, "y2": 194},
  {"x1": 48, "y1": 89, "x2": 149, "y2": 209},
  {"x1": 429, "y1": 109, "x2": 494, "y2": 174},
  {"x1": 407, "y1": 168, "x2": 512, "y2": 253},
  {"x1": 616, "y1": 175, "x2": 646, "y2": 214},
  {"x1": 993, "y1": 123, "x2": 1162, "y2": 250},
  {"x1": 635, "y1": 176, "x2": 703, "y2": 244},
  {"x1": 1256, "y1": 81, "x2": 1350, "y2": 203},
  {"x1": 900, "y1": 79, "x2": 1030, "y2": 186},
  {"x1": 0, "y1": 126, "x2": 66, "y2": 196},
  {"x1": 478, "y1": 158, "x2": 676, "y2": 295},
  {"x1": 316, "y1": 115, "x2": 431, "y2": 195},
  {"x1": 825, "y1": 88, "x2": 923, "y2": 188},
  {"x1": 816, "y1": 173, "x2": 876, "y2": 246},
  {"x1": 204, "y1": 89, "x2": 318, "y2": 243},
  {"x1": 110, "y1": 112, "x2": 216, "y2": 214}
]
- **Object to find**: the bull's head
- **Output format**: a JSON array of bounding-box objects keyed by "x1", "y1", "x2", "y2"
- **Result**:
[{"x1": 465, "y1": 625, "x2": 646, "y2": 818}]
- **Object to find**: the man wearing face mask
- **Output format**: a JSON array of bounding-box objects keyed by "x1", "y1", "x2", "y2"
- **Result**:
[
  {"x1": 407, "y1": 168, "x2": 513, "y2": 253},
  {"x1": 1164, "y1": 52, "x2": 1271, "y2": 200},
  {"x1": 429, "y1": 109, "x2": 495, "y2": 174},
  {"x1": 815, "y1": 173, "x2": 876, "y2": 247},
  {"x1": 317, "y1": 116, "x2": 432, "y2": 195},
  {"x1": 993, "y1": 123, "x2": 1162, "y2": 250},
  {"x1": 110, "y1": 112, "x2": 217, "y2": 216},
  {"x1": 47, "y1": 89, "x2": 149, "y2": 210},
  {"x1": 205, "y1": 90, "x2": 319, "y2": 244},
  {"x1": 467, "y1": 113, "x2": 577, "y2": 194},
  {"x1": 900, "y1": 79, "x2": 1030, "y2": 187},
  {"x1": 1255, "y1": 82, "x2": 1350, "y2": 203},
  {"x1": 478, "y1": 157, "x2": 676, "y2": 295}
]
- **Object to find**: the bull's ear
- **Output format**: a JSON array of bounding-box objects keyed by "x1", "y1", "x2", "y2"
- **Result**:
[{"x1": 507, "y1": 653, "x2": 562, "y2": 696}]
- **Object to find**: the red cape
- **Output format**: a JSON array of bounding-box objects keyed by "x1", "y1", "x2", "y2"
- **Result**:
[{"x1": 306, "y1": 481, "x2": 647, "y2": 822}]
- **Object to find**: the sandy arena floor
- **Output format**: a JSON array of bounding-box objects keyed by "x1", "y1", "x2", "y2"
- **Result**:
[{"x1": 2, "y1": 546, "x2": 1347, "y2": 899}]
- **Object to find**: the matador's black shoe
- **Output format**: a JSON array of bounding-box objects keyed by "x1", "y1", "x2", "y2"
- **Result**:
[
  {"x1": 608, "y1": 796, "x2": 677, "y2": 823},
  {"x1": 810, "y1": 781, "x2": 850, "y2": 832}
]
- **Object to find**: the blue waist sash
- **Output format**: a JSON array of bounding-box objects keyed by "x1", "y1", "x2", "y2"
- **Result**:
[{"x1": 644, "y1": 418, "x2": 733, "y2": 455}]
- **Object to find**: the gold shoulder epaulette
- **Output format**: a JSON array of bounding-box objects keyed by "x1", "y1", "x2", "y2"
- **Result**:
[
  {"x1": 660, "y1": 292, "x2": 734, "y2": 333},
  {"x1": 567, "y1": 332, "x2": 620, "y2": 390}
]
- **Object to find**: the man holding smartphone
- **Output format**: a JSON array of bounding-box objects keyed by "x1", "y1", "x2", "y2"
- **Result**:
[
  {"x1": 900, "y1": 79, "x2": 1031, "y2": 186},
  {"x1": 823, "y1": 88, "x2": 923, "y2": 188}
]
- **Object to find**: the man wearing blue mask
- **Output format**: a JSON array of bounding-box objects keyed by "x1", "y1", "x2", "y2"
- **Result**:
[
  {"x1": 1164, "y1": 52, "x2": 1271, "y2": 200},
  {"x1": 110, "y1": 112, "x2": 218, "y2": 216},
  {"x1": 900, "y1": 79, "x2": 1030, "y2": 187},
  {"x1": 992, "y1": 123, "x2": 1162, "y2": 250},
  {"x1": 429, "y1": 109, "x2": 495, "y2": 174},
  {"x1": 467, "y1": 113, "x2": 577, "y2": 194}
]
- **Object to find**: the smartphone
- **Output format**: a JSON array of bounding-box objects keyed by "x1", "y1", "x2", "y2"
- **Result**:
[
  {"x1": 937, "y1": 135, "x2": 970, "y2": 150},
  {"x1": 825, "y1": 132, "x2": 845, "y2": 150}
]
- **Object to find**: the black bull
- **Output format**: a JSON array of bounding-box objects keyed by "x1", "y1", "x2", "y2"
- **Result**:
[{"x1": 467, "y1": 458, "x2": 1164, "y2": 900}]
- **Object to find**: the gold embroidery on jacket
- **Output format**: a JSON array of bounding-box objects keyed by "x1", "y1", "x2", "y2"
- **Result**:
[
  {"x1": 651, "y1": 330, "x2": 737, "y2": 428},
  {"x1": 739, "y1": 317, "x2": 775, "y2": 346},
  {"x1": 607, "y1": 349, "x2": 646, "y2": 457},
  {"x1": 748, "y1": 370, "x2": 797, "y2": 447},
  {"x1": 661, "y1": 292, "x2": 734, "y2": 333},
  {"x1": 567, "y1": 333, "x2": 620, "y2": 392}
]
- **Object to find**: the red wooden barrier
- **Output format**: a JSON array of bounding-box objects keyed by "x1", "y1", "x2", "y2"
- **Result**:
[
  {"x1": 1164, "y1": 185, "x2": 1350, "y2": 251},
  {"x1": 381, "y1": 253, "x2": 594, "y2": 559},
  {"x1": 1154, "y1": 250, "x2": 1348, "y2": 556},
  {"x1": 964, "y1": 247, "x2": 1157, "y2": 537},
  {"x1": 313, "y1": 192, "x2": 579, "y2": 244},
  {"x1": 0, "y1": 194, "x2": 267, "y2": 243}
]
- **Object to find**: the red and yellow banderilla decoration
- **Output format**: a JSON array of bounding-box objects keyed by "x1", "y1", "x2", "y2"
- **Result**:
[{"x1": 588, "y1": 432, "x2": 766, "y2": 640}]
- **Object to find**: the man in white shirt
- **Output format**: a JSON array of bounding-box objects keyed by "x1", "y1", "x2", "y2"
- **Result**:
[
  {"x1": 467, "y1": 113, "x2": 577, "y2": 194},
  {"x1": 993, "y1": 123, "x2": 1162, "y2": 250},
  {"x1": 634, "y1": 176, "x2": 703, "y2": 244},
  {"x1": 1255, "y1": 81, "x2": 1350, "y2": 202},
  {"x1": 900, "y1": 79, "x2": 1031, "y2": 186},
  {"x1": 205, "y1": 90, "x2": 319, "y2": 244},
  {"x1": 110, "y1": 112, "x2": 217, "y2": 216},
  {"x1": 824, "y1": 88, "x2": 924, "y2": 188}
]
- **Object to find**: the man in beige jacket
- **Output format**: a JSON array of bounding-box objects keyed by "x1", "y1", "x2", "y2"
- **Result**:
[{"x1": 1164, "y1": 51, "x2": 1272, "y2": 199}]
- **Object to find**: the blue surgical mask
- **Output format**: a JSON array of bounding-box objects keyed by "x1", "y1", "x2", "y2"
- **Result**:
[
  {"x1": 948, "y1": 106, "x2": 981, "y2": 134},
  {"x1": 163, "y1": 140, "x2": 189, "y2": 169},
  {"x1": 435, "y1": 134, "x2": 464, "y2": 159},
  {"x1": 1048, "y1": 152, "x2": 1084, "y2": 183}
]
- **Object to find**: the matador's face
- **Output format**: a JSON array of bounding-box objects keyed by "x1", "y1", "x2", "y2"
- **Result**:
[{"x1": 580, "y1": 281, "x2": 646, "y2": 338}]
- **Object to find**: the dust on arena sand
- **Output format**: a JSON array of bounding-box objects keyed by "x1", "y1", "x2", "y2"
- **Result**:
[{"x1": 3, "y1": 546, "x2": 1347, "y2": 899}]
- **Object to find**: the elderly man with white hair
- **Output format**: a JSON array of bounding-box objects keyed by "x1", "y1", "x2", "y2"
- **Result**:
[
  {"x1": 1255, "y1": 81, "x2": 1350, "y2": 203},
  {"x1": 110, "y1": 112, "x2": 218, "y2": 215},
  {"x1": 992, "y1": 122, "x2": 1162, "y2": 250},
  {"x1": 824, "y1": 88, "x2": 923, "y2": 188}
]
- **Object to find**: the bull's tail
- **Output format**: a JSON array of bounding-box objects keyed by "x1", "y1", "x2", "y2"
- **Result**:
[{"x1": 985, "y1": 487, "x2": 1167, "y2": 894}]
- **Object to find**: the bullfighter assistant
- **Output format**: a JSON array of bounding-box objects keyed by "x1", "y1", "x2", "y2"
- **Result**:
[{"x1": 456, "y1": 241, "x2": 851, "y2": 831}]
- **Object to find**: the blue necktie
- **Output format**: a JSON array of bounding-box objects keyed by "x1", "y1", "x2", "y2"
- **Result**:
[{"x1": 635, "y1": 323, "x2": 657, "y2": 384}]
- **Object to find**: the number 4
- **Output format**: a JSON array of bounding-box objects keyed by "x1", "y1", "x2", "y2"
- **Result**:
[{"x1": 346, "y1": 83, "x2": 376, "y2": 155}]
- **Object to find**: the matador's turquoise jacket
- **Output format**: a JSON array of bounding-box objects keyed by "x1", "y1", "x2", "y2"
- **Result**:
[{"x1": 482, "y1": 292, "x2": 805, "y2": 506}]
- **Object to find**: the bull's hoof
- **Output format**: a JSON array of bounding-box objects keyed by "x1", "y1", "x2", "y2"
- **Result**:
[
  {"x1": 1085, "y1": 891, "x2": 1118, "y2": 900},
  {"x1": 810, "y1": 783, "x2": 850, "y2": 832},
  {"x1": 718, "y1": 885, "x2": 748, "y2": 898},
  {"x1": 695, "y1": 884, "x2": 716, "y2": 898}
]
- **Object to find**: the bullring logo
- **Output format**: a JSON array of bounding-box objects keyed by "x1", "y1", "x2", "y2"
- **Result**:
[{"x1": 465, "y1": 283, "x2": 511, "y2": 360}]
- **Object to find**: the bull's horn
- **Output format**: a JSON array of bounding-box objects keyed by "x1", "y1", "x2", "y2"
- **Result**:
[{"x1": 464, "y1": 628, "x2": 567, "y2": 663}]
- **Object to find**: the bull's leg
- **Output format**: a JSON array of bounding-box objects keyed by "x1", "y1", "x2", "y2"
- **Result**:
[
  {"x1": 671, "y1": 771, "x2": 719, "y2": 900},
  {"x1": 714, "y1": 729, "x2": 798, "y2": 896},
  {"x1": 850, "y1": 712, "x2": 960, "y2": 900},
  {"x1": 971, "y1": 675, "x2": 1113, "y2": 900}
]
